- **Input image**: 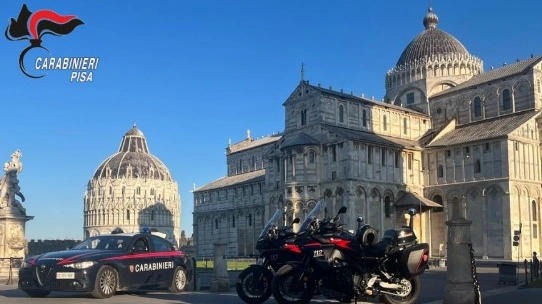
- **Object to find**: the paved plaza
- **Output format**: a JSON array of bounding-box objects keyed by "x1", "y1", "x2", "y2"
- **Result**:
[{"x1": 0, "y1": 261, "x2": 540, "y2": 304}]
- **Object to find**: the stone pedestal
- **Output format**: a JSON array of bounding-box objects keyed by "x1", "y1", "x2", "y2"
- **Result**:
[
  {"x1": 0, "y1": 213, "x2": 34, "y2": 283},
  {"x1": 443, "y1": 217, "x2": 477, "y2": 304},
  {"x1": 210, "y1": 243, "x2": 229, "y2": 292}
]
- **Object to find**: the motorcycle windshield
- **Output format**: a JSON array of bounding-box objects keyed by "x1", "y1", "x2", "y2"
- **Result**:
[
  {"x1": 258, "y1": 209, "x2": 282, "y2": 238},
  {"x1": 297, "y1": 201, "x2": 325, "y2": 234}
]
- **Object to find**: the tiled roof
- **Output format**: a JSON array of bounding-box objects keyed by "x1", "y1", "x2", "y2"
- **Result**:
[
  {"x1": 228, "y1": 135, "x2": 281, "y2": 153},
  {"x1": 310, "y1": 84, "x2": 428, "y2": 116},
  {"x1": 426, "y1": 110, "x2": 540, "y2": 147},
  {"x1": 194, "y1": 169, "x2": 265, "y2": 192},
  {"x1": 286, "y1": 81, "x2": 430, "y2": 118},
  {"x1": 432, "y1": 56, "x2": 542, "y2": 98},
  {"x1": 323, "y1": 124, "x2": 421, "y2": 149},
  {"x1": 280, "y1": 132, "x2": 320, "y2": 149}
]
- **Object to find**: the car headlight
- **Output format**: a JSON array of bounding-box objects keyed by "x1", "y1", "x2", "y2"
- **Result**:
[{"x1": 63, "y1": 261, "x2": 96, "y2": 269}]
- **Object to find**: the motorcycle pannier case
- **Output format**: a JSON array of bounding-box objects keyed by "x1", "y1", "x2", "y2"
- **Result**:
[{"x1": 399, "y1": 243, "x2": 429, "y2": 279}]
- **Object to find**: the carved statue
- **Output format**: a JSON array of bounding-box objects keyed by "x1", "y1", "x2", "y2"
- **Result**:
[{"x1": 0, "y1": 150, "x2": 26, "y2": 214}]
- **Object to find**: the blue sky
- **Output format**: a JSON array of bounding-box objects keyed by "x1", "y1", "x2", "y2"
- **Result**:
[{"x1": 1, "y1": 0, "x2": 541, "y2": 241}]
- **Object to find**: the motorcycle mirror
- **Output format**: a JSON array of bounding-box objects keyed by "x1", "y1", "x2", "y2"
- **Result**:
[
  {"x1": 293, "y1": 218, "x2": 300, "y2": 224},
  {"x1": 338, "y1": 206, "x2": 347, "y2": 214},
  {"x1": 408, "y1": 208, "x2": 417, "y2": 215},
  {"x1": 356, "y1": 216, "x2": 364, "y2": 229}
]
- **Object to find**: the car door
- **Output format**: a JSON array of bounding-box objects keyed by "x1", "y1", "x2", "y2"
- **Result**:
[
  {"x1": 125, "y1": 236, "x2": 154, "y2": 289},
  {"x1": 149, "y1": 235, "x2": 178, "y2": 288}
]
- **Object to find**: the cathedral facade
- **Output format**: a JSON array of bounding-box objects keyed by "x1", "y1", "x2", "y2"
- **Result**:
[
  {"x1": 193, "y1": 7, "x2": 541, "y2": 260},
  {"x1": 84, "y1": 126, "x2": 181, "y2": 246}
]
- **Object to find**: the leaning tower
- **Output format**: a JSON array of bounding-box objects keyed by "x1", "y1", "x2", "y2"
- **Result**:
[{"x1": 83, "y1": 125, "x2": 181, "y2": 246}]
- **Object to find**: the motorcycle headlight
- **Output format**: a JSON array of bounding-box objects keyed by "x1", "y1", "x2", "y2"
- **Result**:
[{"x1": 63, "y1": 261, "x2": 96, "y2": 269}]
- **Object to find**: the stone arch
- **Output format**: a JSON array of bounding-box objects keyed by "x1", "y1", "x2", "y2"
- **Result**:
[
  {"x1": 484, "y1": 184, "x2": 505, "y2": 257},
  {"x1": 368, "y1": 187, "x2": 382, "y2": 230},
  {"x1": 446, "y1": 189, "x2": 464, "y2": 219},
  {"x1": 429, "y1": 80, "x2": 458, "y2": 95},
  {"x1": 392, "y1": 86, "x2": 427, "y2": 107},
  {"x1": 354, "y1": 185, "x2": 368, "y2": 222},
  {"x1": 382, "y1": 189, "x2": 395, "y2": 219},
  {"x1": 294, "y1": 200, "x2": 304, "y2": 223}
]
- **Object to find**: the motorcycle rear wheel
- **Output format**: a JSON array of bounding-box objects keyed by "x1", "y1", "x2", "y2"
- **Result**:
[
  {"x1": 380, "y1": 276, "x2": 420, "y2": 304},
  {"x1": 271, "y1": 266, "x2": 313, "y2": 304},
  {"x1": 236, "y1": 266, "x2": 274, "y2": 304}
]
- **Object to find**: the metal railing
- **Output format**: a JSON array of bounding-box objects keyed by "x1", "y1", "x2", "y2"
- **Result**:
[{"x1": 1, "y1": 257, "x2": 23, "y2": 285}]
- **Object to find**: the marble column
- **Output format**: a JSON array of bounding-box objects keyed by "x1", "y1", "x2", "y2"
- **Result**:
[
  {"x1": 443, "y1": 197, "x2": 479, "y2": 304},
  {"x1": 211, "y1": 243, "x2": 229, "y2": 292}
]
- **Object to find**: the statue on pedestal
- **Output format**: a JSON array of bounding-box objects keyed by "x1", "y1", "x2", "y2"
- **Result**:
[{"x1": 0, "y1": 150, "x2": 26, "y2": 215}]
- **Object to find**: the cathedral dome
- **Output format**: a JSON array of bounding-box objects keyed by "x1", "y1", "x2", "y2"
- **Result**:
[
  {"x1": 92, "y1": 125, "x2": 172, "y2": 181},
  {"x1": 396, "y1": 7, "x2": 469, "y2": 67}
]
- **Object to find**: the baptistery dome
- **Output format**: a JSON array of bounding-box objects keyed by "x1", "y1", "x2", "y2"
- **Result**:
[
  {"x1": 84, "y1": 125, "x2": 181, "y2": 245},
  {"x1": 93, "y1": 126, "x2": 173, "y2": 181},
  {"x1": 396, "y1": 7, "x2": 469, "y2": 67}
]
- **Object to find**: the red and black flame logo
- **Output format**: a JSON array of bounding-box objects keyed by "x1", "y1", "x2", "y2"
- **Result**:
[{"x1": 5, "y1": 4, "x2": 84, "y2": 78}]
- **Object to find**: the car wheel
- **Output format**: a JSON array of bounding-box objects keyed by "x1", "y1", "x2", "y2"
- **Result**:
[
  {"x1": 24, "y1": 290, "x2": 51, "y2": 298},
  {"x1": 91, "y1": 265, "x2": 118, "y2": 299},
  {"x1": 169, "y1": 266, "x2": 187, "y2": 293}
]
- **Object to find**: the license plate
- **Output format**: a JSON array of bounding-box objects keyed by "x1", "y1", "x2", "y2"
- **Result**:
[{"x1": 56, "y1": 272, "x2": 75, "y2": 279}]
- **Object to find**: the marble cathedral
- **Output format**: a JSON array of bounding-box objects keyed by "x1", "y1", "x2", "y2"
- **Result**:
[
  {"x1": 193, "y1": 7, "x2": 541, "y2": 260},
  {"x1": 84, "y1": 125, "x2": 181, "y2": 246}
]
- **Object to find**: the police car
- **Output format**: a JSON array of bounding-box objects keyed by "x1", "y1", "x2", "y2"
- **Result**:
[{"x1": 18, "y1": 229, "x2": 192, "y2": 298}]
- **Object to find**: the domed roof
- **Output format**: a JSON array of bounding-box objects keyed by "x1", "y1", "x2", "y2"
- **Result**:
[
  {"x1": 396, "y1": 7, "x2": 469, "y2": 67},
  {"x1": 92, "y1": 125, "x2": 172, "y2": 181}
]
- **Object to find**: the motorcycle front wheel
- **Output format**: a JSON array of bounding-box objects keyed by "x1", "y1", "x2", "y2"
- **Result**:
[
  {"x1": 380, "y1": 276, "x2": 420, "y2": 304},
  {"x1": 236, "y1": 265, "x2": 274, "y2": 304},
  {"x1": 271, "y1": 265, "x2": 313, "y2": 304}
]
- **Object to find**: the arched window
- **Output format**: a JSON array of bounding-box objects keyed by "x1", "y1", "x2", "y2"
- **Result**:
[
  {"x1": 232, "y1": 215, "x2": 236, "y2": 228},
  {"x1": 384, "y1": 196, "x2": 392, "y2": 218},
  {"x1": 473, "y1": 97, "x2": 482, "y2": 118},
  {"x1": 122, "y1": 186, "x2": 125, "y2": 196},
  {"x1": 248, "y1": 214, "x2": 252, "y2": 226},
  {"x1": 383, "y1": 115, "x2": 388, "y2": 131},
  {"x1": 215, "y1": 218, "x2": 219, "y2": 229},
  {"x1": 403, "y1": 118, "x2": 408, "y2": 134},
  {"x1": 437, "y1": 165, "x2": 444, "y2": 178},
  {"x1": 474, "y1": 159, "x2": 481, "y2": 174},
  {"x1": 301, "y1": 109, "x2": 307, "y2": 126},
  {"x1": 533, "y1": 200, "x2": 538, "y2": 221},
  {"x1": 126, "y1": 210, "x2": 131, "y2": 221},
  {"x1": 339, "y1": 105, "x2": 344, "y2": 123},
  {"x1": 502, "y1": 89, "x2": 511, "y2": 111},
  {"x1": 308, "y1": 151, "x2": 315, "y2": 163},
  {"x1": 151, "y1": 210, "x2": 155, "y2": 221},
  {"x1": 362, "y1": 109, "x2": 368, "y2": 127}
]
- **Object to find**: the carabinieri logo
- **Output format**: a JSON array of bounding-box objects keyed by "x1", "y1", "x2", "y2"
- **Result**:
[{"x1": 5, "y1": 4, "x2": 98, "y2": 81}]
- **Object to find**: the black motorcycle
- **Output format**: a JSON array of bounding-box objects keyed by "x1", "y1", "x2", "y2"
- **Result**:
[
  {"x1": 236, "y1": 209, "x2": 300, "y2": 304},
  {"x1": 272, "y1": 201, "x2": 429, "y2": 304}
]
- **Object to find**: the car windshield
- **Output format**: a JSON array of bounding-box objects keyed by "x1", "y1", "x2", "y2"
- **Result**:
[
  {"x1": 258, "y1": 209, "x2": 282, "y2": 238},
  {"x1": 71, "y1": 235, "x2": 132, "y2": 251},
  {"x1": 297, "y1": 201, "x2": 325, "y2": 234}
]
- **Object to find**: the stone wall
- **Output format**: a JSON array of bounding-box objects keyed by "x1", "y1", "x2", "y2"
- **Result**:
[{"x1": 27, "y1": 239, "x2": 81, "y2": 256}]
